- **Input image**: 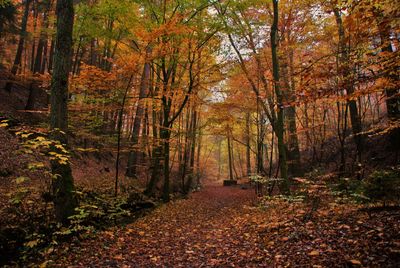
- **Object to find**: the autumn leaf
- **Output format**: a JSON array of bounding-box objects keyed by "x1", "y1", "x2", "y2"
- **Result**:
[
  {"x1": 349, "y1": 259, "x2": 362, "y2": 265},
  {"x1": 308, "y1": 250, "x2": 320, "y2": 256}
]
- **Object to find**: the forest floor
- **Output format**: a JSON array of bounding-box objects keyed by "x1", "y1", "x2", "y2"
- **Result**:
[{"x1": 43, "y1": 185, "x2": 400, "y2": 268}]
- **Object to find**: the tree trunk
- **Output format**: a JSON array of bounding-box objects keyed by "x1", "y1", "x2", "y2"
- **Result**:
[
  {"x1": 162, "y1": 126, "x2": 171, "y2": 202},
  {"x1": 48, "y1": 38, "x2": 55, "y2": 72},
  {"x1": 196, "y1": 121, "x2": 202, "y2": 186},
  {"x1": 5, "y1": 0, "x2": 32, "y2": 92},
  {"x1": 334, "y1": 8, "x2": 364, "y2": 161},
  {"x1": 33, "y1": 0, "x2": 52, "y2": 74},
  {"x1": 285, "y1": 42, "x2": 302, "y2": 176},
  {"x1": 227, "y1": 129, "x2": 234, "y2": 181},
  {"x1": 256, "y1": 98, "x2": 265, "y2": 175},
  {"x1": 30, "y1": 2, "x2": 38, "y2": 72},
  {"x1": 245, "y1": 111, "x2": 251, "y2": 176},
  {"x1": 180, "y1": 106, "x2": 191, "y2": 189},
  {"x1": 40, "y1": 37, "x2": 49, "y2": 74},
  {"x1": 185, "y1": 108, "x2": 197, "y2": 193},
  {"x1": 144, "y1": 66, "x2": 161, "y2": 197},
  {"x1": 25, "y1": 82, "x2": 37, "y2": 110},
  {"x1": 217, "y1": 136, "x2": 222, "y2": 180},
  {"x1": 373, "y1": 8, "x2": 400, "y2": 119},
  {"x1": 145, "y1": 145, "x2": 162, "y2": 196},
  {"x1": 115, "y1": 76, "x2": 133, "y2": 197},
  {"x1": 271, "y1": 0, "x2": 289, "y2": 194},
  {"x1": 126, "y1": 47, "x2": 152, "y2": 178},
  {"x1": 90, "y1": 38, "x2": 97, "y2": 66},
  {"x1": 49, "y1": 0, "x2": 76, "y2": 224}
]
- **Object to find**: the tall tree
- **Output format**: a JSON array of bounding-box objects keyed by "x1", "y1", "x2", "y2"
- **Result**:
[
  {"x1": 333, "y1": 5, "x2": 364, "y2": 161},
  {"x1": 10, "y1": 0, "x2": 32, "y2": 76},
  {"x1": 245, "y1": 111, "x2": 251, "y2": 176},
  {"x1": 371, "y1": 3, "x2": 400, "y2": 119},
  {"x1": 271, "y1": 0, "x2": 289, "y2": 193},
  {"x1": 50, "y1": 0, "x2": 76, "y2": 223},
  {"x1": 33, "y1": 0, "x2": 53, "y2": 74},
  {"x1": 214, "y1": 0, "x2": 290, "y2": 191},
  {"x1": 126, "y1": 46, "x2": 152, "y2": 178}
]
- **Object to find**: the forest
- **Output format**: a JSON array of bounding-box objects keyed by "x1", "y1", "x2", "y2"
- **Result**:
[{"x1": 0, "y1": 0, "x2": 399, "y2": 266}]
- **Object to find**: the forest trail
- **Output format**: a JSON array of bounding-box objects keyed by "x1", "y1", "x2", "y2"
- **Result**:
[{"x1": 56, "y1": 186, "x2": 268, "y2": 267}]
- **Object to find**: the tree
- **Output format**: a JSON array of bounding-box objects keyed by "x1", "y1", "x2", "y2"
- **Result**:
[
  {"x1": 50, "y1": 0, "x2": 77, "y2": 223},
  {"x1": 371, "y1": 1, "x2": 400, "y2": 120},
  {"x1": 0, "y1": 0, "x2": 17, "y2": 37},
  {"x1": 4, "y1": 0, "x2": 32, "y2": 92},
  {"x1": 10, "y1": 0, "x2": 32, "y2": 76},
  {"x1": 333, "y1": 4, "x2": 364, "y2": 162},
  {"x1": 271, "y1": 0, "x2": 289, "y2": 193},
  {"x1": 126, "y1": 46, "x2": 152, "y2": 178},
  {"x1": 33, "y1": 0, "x2": 53, "y2": 74},
  {"x1": 213, "y1": 0, "x2": 291, "y2": 192}
]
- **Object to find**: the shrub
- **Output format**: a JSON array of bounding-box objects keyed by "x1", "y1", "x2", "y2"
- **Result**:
[{"x1": 362, "y1": 168, "x2": 400, "y2": 205}]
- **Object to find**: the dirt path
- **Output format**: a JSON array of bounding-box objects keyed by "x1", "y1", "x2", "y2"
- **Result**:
[
  {"x1": 48, "y1": 185, "x2": 400, "y2": 267},
  {"x1": 55, "y1": 186, "x2": 268, "y2": 267}
]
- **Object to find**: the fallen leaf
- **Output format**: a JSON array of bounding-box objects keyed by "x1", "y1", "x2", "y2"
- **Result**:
[
  {"x1": 308, "y1": 250, "x2": 320, "y2": 256},
  {"x1": 349, "y1": 259, "x2": 361, "y2": 265}
]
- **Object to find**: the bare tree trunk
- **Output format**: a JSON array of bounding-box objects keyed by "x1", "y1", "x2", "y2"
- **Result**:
[
  {"x1": 161, "y1": 106, "x2": 172, "y2": 202},
  {"x1": 115, "y1": 75, "x2": 133, "y2": 197},
  {"x1": 246, "y1": 111, "x2": 251, "y2": 176},
  {"x1": 256, "y1": 98, "x2": 265, "y2": 175},
  {"x1": 227, "y1": 129, "x2": 234, "y2": 181},
  {"x1": 196, "y1": 120, "x2": 202, "y2": 185},
  {"x1": 126, "y1": 46, "x2": 152, "y2": 177},
  {"x1": 34, "y1": 0, "x2": 52, "y2": 74},
  {"x1": 30, "y1": 2, "x2": 38, "y2": 72},
  {"x1": 180, "y1": 106, "x2": 191, "y2": 189},
  {"x1": 334, "y1": 8, "x2": 363, "y2": 161},
  {"x1": 184, "y1": 108, "x2": 197, "y2": 193},
  {"x1": 285, "y1": 39, "x2": 302, "y2": 176},
  {"x1": 271, "y1": 0, "x2": 289, "y2": 193},
  {"x1": 50, "y1": 0, "x2": 76, "y2": 224},
  {"x1": 217, "y1": 136, "x2": 222, "y2": 180},
  {"x1": 144, "y1": 66, "x2": 162, "y2": 196},
  {"x1": 48, "y1": 38, "x2": 55, "y2": 73},
  {"x1": 5, "y1": 0, "x2": 32, "y2": 91}
]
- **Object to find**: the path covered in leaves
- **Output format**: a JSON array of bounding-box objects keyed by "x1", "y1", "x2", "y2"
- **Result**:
[
  {"x1": 54, "y1": 186, "x2": 267, "y2": 267},
  {"x1": 50, "y1": 186, "x2": 400, "y2": 267}
]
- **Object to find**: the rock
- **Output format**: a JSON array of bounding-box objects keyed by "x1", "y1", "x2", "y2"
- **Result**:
[{"x1": 223, "y1": 180, "x2": 237, "y2": 186}]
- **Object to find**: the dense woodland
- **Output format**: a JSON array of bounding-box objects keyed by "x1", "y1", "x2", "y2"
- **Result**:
[{"x1": 0, "y1": 0, "x2": 399, "y2": 266}]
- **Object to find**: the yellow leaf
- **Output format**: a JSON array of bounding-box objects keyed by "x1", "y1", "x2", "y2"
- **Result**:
[
  {"x1": 25, "y1": 239, "x2": 40, "y2": 248},
  {"x1": 40, "y1": 261, "x2": 50, "y2": 268}
]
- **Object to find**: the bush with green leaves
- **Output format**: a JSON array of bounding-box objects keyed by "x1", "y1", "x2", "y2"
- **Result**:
[{"x1": 362, "y1": 168, "x2": 400, "y2": 205}]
